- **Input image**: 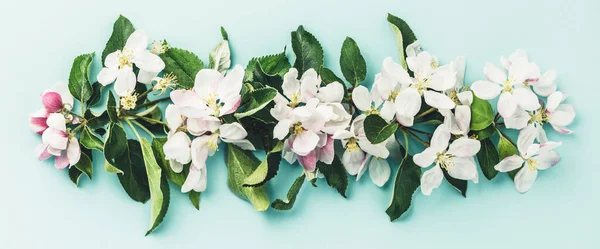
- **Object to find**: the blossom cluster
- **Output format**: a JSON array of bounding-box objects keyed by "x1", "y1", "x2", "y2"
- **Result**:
[{"x1": 27, "y1": 14, "x2": 576, "y2": 234}]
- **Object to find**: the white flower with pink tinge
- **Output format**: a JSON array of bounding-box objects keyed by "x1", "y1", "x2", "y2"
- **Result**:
[
  {"x1": 98, "y1": 30, "x2": 165, "y2": 96},
  {"x1": 35, "y1": 113, "x2": 80, "y2": 169},
  {"x1": 494, "y1": 125, "x2": 561, "y2": 193},
  {"x1": 471, "y1": 50, "x2": 541, "y2": 118},
  {"x1": 333, "y1": 115, "x2": 391, "y2": 187},
  {"x1": 413, "y1": 125, "x2": 481, "y2": 195},
  {"x1": 30, "y1": 83, "x2": 76, "y2": 135}
]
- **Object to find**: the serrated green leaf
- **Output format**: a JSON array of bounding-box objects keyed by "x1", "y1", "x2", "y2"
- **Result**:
[
  {"x1": 320, "y1": 68, "x2": 344, "y2": 84},
  {"x1": 68, "y1": 53, "x2": 95, "y2": 103},
  {"x1": 102, "y1": 15, "x2": 135, "y2": 63},
  {"x1": 498, "y1": 133, "x2": 519, "y2": 179},
  {"x1": 340, "y1": 37, "x2": 366, "y2": 86},
  {"x1": 139, "y1": 138, "x2": 170, "y2": 236},
  {"x1": 73, "y1": 151, "x2": 93, "y2": 180},
  {"x1": 316, "y1": 155, "x2": 348, "y2": 198},
  {"x1": 470, "y1": 93, "x2": 495, "y2": 131},
  {"x1": 244, "y1": 49, "x2": 290, "y2": 82},
  {"x1": 160, "y1": 47, "x2": 204, "y2": 89},
  {"x1": 86, "y1": 110, "x2": 110, "y2": 130},
  {"x1": 243, "y1": 141, "x2": 283, "y2": 187},
  {"x1": 106, "y1": 92, "x2": 119, "y2": 122},
  {"x1": 386, "y1": 153, "x2": 421, "y2": 221},
  {"x1": 387, "y1": 13, "x2": 417, "y2": 70},
  {"x1": 114, "y1": 140, "x2": 150, "y2": 203},
  {"x1": 188, "y1": 191, "x2": 201, "y2": 210},
  {"x1": 364, "y1": 114, "x2": 398, "y2": 144},
  {"x1": 272, "y1": 174, "x2": 305, "y2": 210},
  {"x1": 152, "y1": 137, "x2": 186, "y2": 186},
  {"x1": 209, "y1": 40, "x2": 231, "y2": 73},
  {"x1": 88, "y1": 82, "x2": 104, "y2": 107},
  {"x1": 442, "y1": 168, "x2": 467, "y2": 197},
  {"x1": 291, "y1": 25, "x2": 324, "y2": 74},
  {"x1": 225, "y1": 145, "x2": 270, "y2": 211},
  {"x1": 234, "y1": 87, "x2": 278, "y2": 119},
  {"x1": 80, "y1": 127, "x2": 104, "y2": 152},
  {"x1": 249, "y1": 61, "x2": 285, "y2": 93},
  {"x1": 477, "y1": 138, "x2": 500, "y2": 180}
]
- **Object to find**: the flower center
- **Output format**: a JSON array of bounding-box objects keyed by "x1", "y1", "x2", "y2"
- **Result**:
[
  {"x1": 153, "y1": 73, "x2": 177, "y2": 94},
  {"x1": 501, "y1": 79, "x2": 514, "y2": 93},
  {"x1": 412, "y1": 76, "x2": 429, "y2": 95},
  {"x1": 289, "y1": 93, "x2": 301, "y2": 108},
  {"x1": 291, "y1": 122, "x2": 304, "y2": 135},
  {"x1": 388, "y1": 89, "x2": 401, "y2": 101},
  {"x1": 207, "y1": 133, "x2": 220, "y2": 151},
  {"x1": 449, "y1": 89, "x2": 461, "y2": 105},
  {"x1": 120, "y1": 90, "x2": 138, "y2": 110},
  {"x1": 346, "y1": 137, "x2": 360, "y2": 152},
  {"x1": 529, "y1": 108, "x2": 548, "y2": 125},
  {"x1": 526, "y1": 158, "x2": 539, "y2": 171},
  {"x1": 366, "y1": 106, "x2": 380, "y2": 115},
  {"x1": 117, "y1": 49, "x2": 134, "y2": 69},
  {"x1": 435, "y1": 151, "x2": 455, "y2": 171},
  {"x1": 150, "y1": 40, "x2": 168, "y2": 55},
  {"x1": 203, "y1": 92, "x2": 222, "y2": 116}
]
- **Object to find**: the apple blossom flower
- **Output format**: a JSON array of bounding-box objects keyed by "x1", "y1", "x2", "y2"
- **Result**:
[
  {"x1": 532, "y1": 70, "x2": 557, "y2": 97},
  {"x1": 35, "y1": 113, "x2": 81, "y2": 169},
  {"x1": 152, "y1": 73, "x2": 177, "y2": 95},
  {"x1": 119, "y1": 89, "x2": 139, "y2": 110},
  {"x1": 471, "y1": 53, "x2": 541, "y2": 118},
  {"x1": 333, "y1": 115, "x2": 391, "y2": 186},
  {"x1": 494, "y1": 125, "x2": 561, "y2": 193},
  {"x1": 98, "y1": 30, "x2": 165, "y2": 96},
  {"x1": 371, "y1": 57, "x2": 413, "y2": 122},
  {"x1": 413, "y1": 125, "x2": 481, "y2": 195},
  {"x1": 439, "y1": 56, "x2": 473, "y2": 136},
  {"x1": 30, "y1": 83, "x2": 76, "y2": 135},
  {"x1": 316, "y1": 82, "x2": 352, "y2": 134}
]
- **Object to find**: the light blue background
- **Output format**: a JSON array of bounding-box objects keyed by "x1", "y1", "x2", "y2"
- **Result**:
[{"x1": 1, "y1": 0, "x2": 598, "y2": 248}]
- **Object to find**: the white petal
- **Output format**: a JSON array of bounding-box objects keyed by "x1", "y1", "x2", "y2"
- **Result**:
[
  {"x1": 498, "y1": 92, "x2": 518, "y2": 118},
  {"x1": 380, "y1": 101, "x2": 396, "y2": 122},
  {"x1": 396, "y1": 115, "x2": 415, "y2": 127},
  {"x1": 181, "y1": 165, "x2": 201, "y2": 193},
  {"x1": 358, "y1": 140, "x2": 389, "y2": 159},
  {"x1": 471, "y1": 80, "x2": 502, "y2": 100},
  {"x1": 292, "y1": 131, "x2": 320, "y2": 156},
  {"x1": 165, "y1": 104, "x2": 184, "y2": 131},
  {"x1": 163, "y1": 132, "x2": 192, "y2": 165},
  {"x1": 332, "y1": 130, "x2": 354, "y2": 141},
  {"x1": 513, "y1": 88, "x2": 540, "y2": 111},
  {"x1": 457, "y1": 91, "x2": 473, "y2": 106},
  {"x1": 219, "y1": 122, "x2": 248, "y2": 140},
  {"x1": 193, "y1": 166, "x2": 208, "y2": 192},
  {"x1": 429, "y1": 65, "x2": 457, "y2": 91},
  {"x1": 300, "y1": 69, "x2": 320, "y2": 101},
  {"x1": 484, "y1": 63, "x2": 507, "y2": 84},
  {"x1": 169, "y1": 160, "x2": 184, "y2": 174},
  {"x1": 46, "y1": 113, "x2": 66, "y2": 131},
  {"x1": 125, "y1": 30, "x2": 149, "y2": 53},
  {"x1": 273, "y1": 119, "x2": 292, "y2": 140},
  {"x1": 454, "y1": 105, "x2": 471, "y2": 135},
  {"x1": 66, "y1": 138, "x2": 81, "y2": 165},
  {"x1": 194, "y1": 69, "x2": 223, "y2": 93},
  {"x1": 514, "y1": 166, "x2": 538, "y2": 193},
  {"x1": 420, "y1": 165, "x2": 443, "y2": 196},
  {"x1": 352, "y1": 85, "x2": 371, "y2": 111},
  {"x1": 447, "y1": 157, "x2": 477, "y2": 181},
  {"x1": 318, "y1": 82, "x2": 344, "y2": 103},
  {"x1": 394, "y1": 88, "x2": 421, "y2": 117},
  {"x1": 550, "y1": 104, "x2": 575, "y2": 127},
  {"x1": 447, "y1": 138, "x2": 481, "y2": 157},
  {"x1": 104, "y1": 51, "x2": 119, "y2": 68},
  {"x1": 533, "y1": 150, "x2": 560, "y2": 170},
  {"x1": 533, "y1": 83, "x2": 556, "y2": 97},
  {"x1": 517, "y1": 124, "x2": 537, "y2": 155},
  {"x1": 223, "y1": 138, "x2": 256, "y2": 151},
  {"x1": 430, "y1": 125, "x2": 450, "y2": 152},
  {"x1": 368, "y1": 158, "x2": 391, "y2": 187},
  {"x1": 413, "y1": 147, "x2": 437, "y2": 168},
  {"x1": 137, "y1": 70, "x2": 157, "y2": 84},
  {"x1": 282, "y1": 68, "x2": 300, "y2": 98},
  {"x1": 190, "y1": 136, "x2": 210, "y2": 169},
  {"x1": 382, "y1": 57, "x2": 412, "y2": 85},
  {"x1": 52, "y1": 83, "x2": 74, "y2": 108},
  {"x1": 97, "y1": 67, "x2": 118, "y2": 86},
  {"x1": 169, "y1": 90, "x2": 207, "y2": 118},
  {"x1": 114, "y1": 68, "x2": 137, "y2": 96},
  {"x1": 218, "y1": 65, "x2": 244, "y2": 98},
  {"x1": 132, "y1": 50, "x2": 165, "y2": 73},
  {"x1": 546, "y1": 91, "x2": 563, "y2": 113},
  {"x1": 504, "y1": 107, "x2": 530, "y2": 130},
  {"x1": 494, "y1": 155, "x2": 524, "y2": 172},
  {"x1": 424, "y1": 90, "x2": 456, "y2": 109},
  {"x1": 343, "y1": 149, "x2": 366, "y2": 175}
]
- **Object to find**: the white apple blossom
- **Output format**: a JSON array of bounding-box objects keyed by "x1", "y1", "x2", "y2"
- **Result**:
[
  {"x1": 494, "y1": 125, "x2": 561, "y2": 193},
  {"x1": 439, "y1": 56, "x2": 473, "y2": 136},
  {"x1": 316, "y1": 82, "x2": 352, "y2": 134},
  {"x1": 98, "y1": 30, "x2": 165, "y2": 96},
  {"x1": 35, "y1": 113, "x2": 81, "y2": 169},
  {"x1": 471, "y1": 51, "x2": 541, "y2": 118},
  {"x1": 413, "y1": 125, "x2": 481, "y2": 195},
  {"x1": 333, "y1": 115, "x2": 391, "y2": 186}
]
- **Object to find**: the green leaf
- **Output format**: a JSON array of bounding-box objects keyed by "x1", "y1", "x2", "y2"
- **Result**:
[
  {"x1": 244, "y1": 48, "x2": 290, "y2": 82},
  {"x1": 114, "y1": 139, "x2": 151, "y2": 203},
  {"x1": 386, "y1": 154, "x2": 421, "y2": 221},
  {"x1": 272, "y1": 174, "x2": 305, "y2": 210},
  {"x1": 73, "y1": 151, "x2": 93, "y2": 180},
  {"x1": 68, "y1": 53, "x2": 95, "y2": 103},
  {"x1": 188, "y1": 191, "x2": 201, "y2": 210},
  {"x1": 316, "y1": 156, "x2": 348, "y2": 198},
  {"x1": 220, "y1": 26, "x2": 229, "y2": 40},
  {"x1": 159, "y1": 47, "x2": 204, "y2": 89},
  {"x1": 104, "y1": 122, "x2": 127, "y2": 165},
  {"x1": 470, "y1": 93, "x2": 495, "y2": 131},
  {"x1": 104, "y1": 160, "x2": 123, "y2": 175},
  {"x1": 106, "y1": 92, "x2": 119, "y2": 122},
  {"x1": 249, "y1": 61, "x2": 284, "y2": 93},
  {"x1": 498, "y1": 133, "x2": 519, "y2": 179},
  {"x1": 442, "y1": 168, "x2": 467, "y2": 197},
  {"x1": 139, "y1": 138, "x2": 170, "y2": 236},
  {"x1": 387, "y1": 13, "x2": 417, "y2": 70},
  {"x1": 68, "y1": 166, "x2": 84, "y2": 186},
  {"x1": 88, "y1": 82, "x2": 104, "y2": 107},
  {"x1": 243, "y1": 141, "x2": 283, "y2": 187},
  {"x1": 80, "y1": 127, "x2": 104, "y2": 152},
  {"x1": 208, "y1": 40, "x2": 231, "y2": 73},
  {"x1": 102, "y1": 15, "x2": 135, "y2": 63},
  {"x1": 340, "y1": 37, "x2": 366, "y2": 86},
  {"x1": 475, "y1": 124, "x2": 496, "y2": 140},
  {"x1": 477, "y1": 138, "x2": 500, "y2": 180},
  {"x1": 225, "y1": 145, "x2": 270, "y2": 211},
  {"x1": 152, "y1": 137, "x2": 186, "y2": 186},
  {"x1": 291, "y1": 25, "x2": 324, "y2": 74},
  {"x1": 234, "y1": 87, "x2": 278, "y2": 119},
  {"x1": 364, "y1": 114, "x2": 398, "y2": 144},
  {"x1": 320, "y1": 68, "x2": 344, "y2": 84},
  {"x1": 85, "y1": 110, "x2": 110, "y2": 130}
]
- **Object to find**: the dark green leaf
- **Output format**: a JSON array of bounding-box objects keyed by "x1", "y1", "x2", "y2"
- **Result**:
[
  {"x1": 386, "y1": 153, "x2": 421, "y2": 221},
  {"x1": 159, "y1": 47, "x2": 204, "y2": 89},
  {"x1": 88, "y1": 82, "x2": 104, "y2": 107},
  {"x1": 220, "y1": 26, "x2": 229, "y2": 40},
  {"x1": 243, "y1": 141, "x2": 283, "y2": 187},
  {"x1": 114, "y1": 140, "x2": 150, "y2": 203},
  {"x1": 152, "y1": 137, "x2": 186, "y2": 186},
  {"x1": 320, "y1": 68, "x2": 344, "y2": 84},
  {"x1": 316, "y1": 156, "x2": 348, "y2": 198},
  {"x1": 85, "y1": 110, "x2": 110, "y2": 130},
  {"x1": 188, "y1": 191, "x2": 201, "y2": 210},
  {"x1": 364, "y1": 114, "x2": 398, "y2": 144},
  {"x1": 244, "y1": 48, "x2": 290, "y2": 82},
  {"x1": 250, "y1": 61, "x2": 284, "y2": 93},
  {"x1": 225, "y1": 145, "x2": 270, "y2": 211},
  {"x1": 387, "y1": 13, "x2": 417, "y2": 70},
  {"x1": 68, "y1": 53, "x2": 95, "y2": 103},
  {"x1": 470, "y1": 93, "x2": 495, "y2": 130},
  {"x1": 272, "y1": 174, "x2": 305, "y2": 210},
  {"x1": 475, "y1": 124, "x2": 496, "y2": 140},
  {"x1": 477, "y1": 138, "x2": 500, "y2": 180},
  {"x1": 104, "y1": 122, "x2": 127, "y2": 165},
  {"x1": 102, "y1": 15, "x2": 135, "y2": 63},
  {"x1": 80, "y1": 127, "x2": 104, "y2": 152},
  {"x1": 442, "y1": 168, "x2": 467, "y2": 197},
  {"x1": 340, "y1": 37, "x2": 366, "y2": 86},
  {"x1": 234, "y1": 87, "x2": 278, "y2": 119},
  {"x1": 68, "y1": 166, "x2": 84, "y2": 186},
  {"x1": 73, "y1": 151, "x2": 93, "y2": 180},
  {"x1": 106, "y1": 92, "x2": 119, "y2": 122},
  {"x1": 291, "y1": 25, "x2": 324, "y2": 74}
]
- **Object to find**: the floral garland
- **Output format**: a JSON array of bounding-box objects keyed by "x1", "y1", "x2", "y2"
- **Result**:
[{"x1": 29, "y1": 14, "x2": 575, "y2": 235}]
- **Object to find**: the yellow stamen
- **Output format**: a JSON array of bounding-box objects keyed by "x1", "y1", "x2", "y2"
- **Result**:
[
  {"x1": 502, "y1": 79, "x2": 513, "y2": 93},
  {"x1": 289, "y1": 93, "x2": 301, "y2": 108},
  {"x1": 150, "y1": 40, "x2": 169, "y2": 55},
  {"x1": 435, "y1": 151, "x2": 455, "y2": 171},
  {"x1": 120, "y1": 90, "x2": 138, "y2": 110},
  {"x1": 117, "y1": 49, "x2": 134, "y2": 69},
  {"x1": 207, "y1": 133, "x2": 219, "y2": 151},
  {"x1": 202, "y1": 92, "x2": 221, "y2": 117},
  {"x1": 346, "y1": 137, "x2": 360, "y2": 152},
  {"x1": 366, "y1": 106, "x2": 380, "y2": 115},
  {"x1": 291, "y1": 122, "x2": 304, "y2": 135},
  {"x1": 526, "y1": 158, "x2": 539, "y2": 171},
  {"x1": 153, "y1": 73, "x2": 178, "y2": 94},
  {"x1": 388, "y1": 89, "x2": 401, "y2": 101}
]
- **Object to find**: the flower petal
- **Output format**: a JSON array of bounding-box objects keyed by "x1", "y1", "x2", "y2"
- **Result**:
[
  {"x1": 41, "y1": 91, "x2": 63, "y2": 113},
  {"x1": 533, "y1": 150, "x2": 560, "y2": 170},
  {"x1": 35, "y1": 144, "x2": 52, "y2": 161},
  {"x1": 394, "y1": 88, "x2": 422, "y2": 117},
  {"x1": 358, "y1": 139, "x2": 389, "y2": 159},
  {"x1": 114, "y1": 67, "x2": 137, "y2": 96},
  {"x1": 54, "y1": 152, "x2": 70, "y2": 169},
  {"x1": 430, "y1": 125, "x2": 450, "y2": 152},
  {"x1": 125, "y1": 30, "x2": 149, "y2": 53},
  {"x1": 494, "y1": 155, "x2": 524, "y2": 172},
  {"x1": 194, "y1": 69, "x2": 223, "y2": 94},
  {"x1": 413, "y1": 147, "x2": 437, "y2": 168},
  {"x1": 297, "y1": 150, "x2": 318, "y2": 172},
  {"x1": 352, "y1": 85, "x2": 372, "y2": 111},
  {"x1": 382, "y1": 57, "x2": 412, "y2": 85},
  {"x1": 447, "y1": 137, "x2": 481, "y2": 157},
  {"x1": 97, "y1": 67, "x2": 118, "y2": 86},
  {"x1": 190, "y1": 136, "x2": 210, "y2": 169},
  {"x1": 170, "y1": 90, "x2": 207, "y2": 118},
  {"x1": 163, "y1": 132, "x2": 192, "y2": 167},
  {"x1": 380, "y1": 101, "x2": 396, "y2": 122},
  {"x1": 420, "y1": 165, "x2": 443, "y2": 196},
  {"x1": 165, "y1": 104, "x2": 184, "y2": 131},
  {"x1": 517, "y1": 124, "x2": 537, "y2": 155},
  {"x1": 484, "y1": 63, "x2": 507, "y2": 83},
  {"x1": 133, "y1": 50, "x2": 165, "y2": 73},
  {"x1": 471, "y1": 80, "x2": 502, "y2": 100},
  {"x1": 219, "y1": 122, "x2": 248, "y2": 140},
  {"x1": 66, "y1": 138, "x2": 81, "y2": 166},
  {"x1": 504, "y1": 107, "x2": 530, "y2": 130},
  {"x1": 513, "y1": 88, "x2": 540, "y2": 111},
  {"x1": 273, "y1": 119, "x2": 293, "y2": 140},
  {"x1": 342, "y1": 149, "x2": 366, "y2": 175},
  {"x1": 550, "y1": 104, "x2": 575, "y2": 127},
  {"x1": 498, "y1": 92, "x2": 518, "y2": 118},
  {"x1": 457, "y1": 91, "x2": 473, "y2": 106},
  {"x1": 181, "y1": 165, "x2": 201, "y2": 193},
  {"x1": 424, "y1": 90, "x2": 455, "y2": 109},
  {"x1": 368, "y1": 158, "x2": 391, "y2": 187},
  {"x1": 318, "y1": 82, "x2": 344, "y2": 103},
  {"x1": 292, "y1": 131, "x2": 320, "y2": 156},
  {"x1": 317, "y1": 135, "x2": 335, "y2": 164},
  {"x1": 454, "y1": 105, "x2": 471, "y2": 135},
  {"x1": 514, "y1": 166, "x2": 538, "y2": 193},
  {"x1": 448, "y1": 157, "x2": 477, "y2": 181},
  {"x1": 282, "y1": 68, "x2": 300, "y2": 98}
]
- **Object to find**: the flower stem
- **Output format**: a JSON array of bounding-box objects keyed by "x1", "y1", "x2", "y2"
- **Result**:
[
  {"x1": 125, "y1": 119, "x2": 142, "y2": 141},
  {"x1": 67, "y1": 110, "x2": 85, "y2": 119},
  {"x1": 131, "y1": 120, "x2": 156, "y2": 138},
  {"x1": 414, "y1": 107, "x2": 436, "y2": 120},
  {"x1": 137, "y1": 87, "x2": 154, "y2": 99},
  {"x1": 134, "y1": 97, "x2": 170, "y2": 110},
  {"x1": 406, "y1": 127, "x2": 433, "y2": 136},
  {"x1": 126, "y1": 113, "x2": 168, "y2": 126},
  {"x1": 404, "y1": 129, "x2": 430, "y2": 147}
]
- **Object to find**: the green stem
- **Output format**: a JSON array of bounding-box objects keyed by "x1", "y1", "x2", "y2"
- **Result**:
[
  {"x1": 137, "y1": 87, "x2": 154, "y2": 99},
  {"x1": 67, "y1": 110, "x2": 85, "y2": 119},
  {"x1": 494, "y1": 113, "x2": 501, "y2": 122},
  {"x1": 125, "y1": 119, "x2": 142, "y2": 141},
  {"x1": 131, "y1": 120, "x2": 156, "y2": 138},
  {"x1": 496, "y1": 127, "x2": 517, "y2": 148},
  {"x1": 126, "y1": 113, "x2": 168, "y2": 126},
  {"x1": 71, "y1": 123, "x2": 85, "y2": 133},
  {"x1": 406, "y1": 127, "x2": 433, "y2": 136},
  {"x1": 404, "y1": 129, "x2": 430, "y2": 147},
  {"x1": 414, "y1": 107, "x2": 436, "y2": 120},
  {"x1": 134, "y1": 97, "x2": 170, "y2": 110}
]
